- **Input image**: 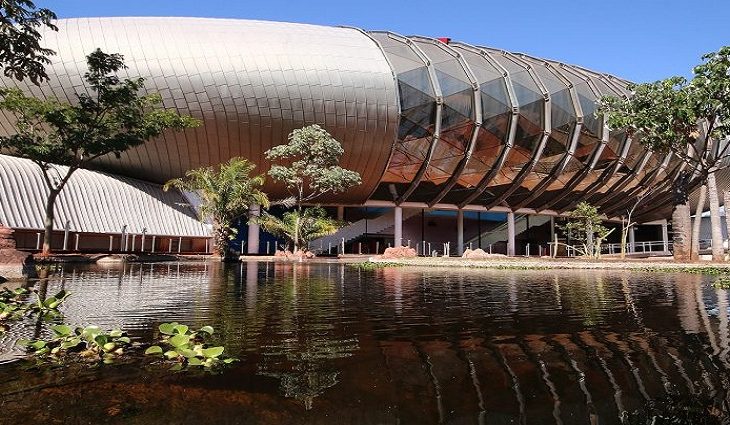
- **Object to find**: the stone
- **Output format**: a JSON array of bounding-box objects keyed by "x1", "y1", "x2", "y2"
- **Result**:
[
  {"x1": 462, "y1": 248, "x2": 507, "y2": 259},
  {"x1": 273, "y1": 250, "x2": 315, "y2": 260},
  {"x1": 0, "y1": 226, "x2": 34, "y2": 280},
  {"x1": 381, "y1": 246, "x2": 417, "y2": 259}
]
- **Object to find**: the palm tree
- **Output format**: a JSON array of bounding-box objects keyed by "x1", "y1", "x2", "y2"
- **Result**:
[
  {"x1": 164, "y1": 157, "x2": 269, "y2": 260},
  {"x1": 257, "y1": 207, "x2": 339, "y2": 253}
]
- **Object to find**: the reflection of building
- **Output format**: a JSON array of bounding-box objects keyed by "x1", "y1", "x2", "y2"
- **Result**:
[{"x1": 0, "y1": 17, "x2": 713, "y2": 253}]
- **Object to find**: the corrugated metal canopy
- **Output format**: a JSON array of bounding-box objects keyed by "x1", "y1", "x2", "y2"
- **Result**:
[{"x1": 0, "y1": 155, "x2": 210, "y2": 236}]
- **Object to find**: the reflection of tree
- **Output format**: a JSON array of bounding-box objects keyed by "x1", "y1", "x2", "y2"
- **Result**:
[
  {"x1": 254, "y1": 264, "x2": 360, "y2": 410},
  {"x1": 557, "y1": 272, "x2": 609, "y2": 326}
]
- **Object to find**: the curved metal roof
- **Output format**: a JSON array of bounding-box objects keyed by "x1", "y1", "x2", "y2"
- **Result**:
[
  {"x1": 0, "y1": 155, "x2": 209, "y2": 236},
  {"x1": 0, "y1": 17, "x2": 400, "y2": 204},
  {"x1": 0, "y1": 17, "x2": 698, "y2": 221}
]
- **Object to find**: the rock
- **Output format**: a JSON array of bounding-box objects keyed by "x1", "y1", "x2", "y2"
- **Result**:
[
  {"x1": 381, "y1": 246, "x2": 417, "y2": 259},
  {"x1": 0, "y1": 226, "x2": 34, "y2": 280},
  {"x1": 273, "y1": 250, "x2": 315, "y2": 260},
  {"x1": 462, "y1": 248, "x2": 507, "y2": 259}
]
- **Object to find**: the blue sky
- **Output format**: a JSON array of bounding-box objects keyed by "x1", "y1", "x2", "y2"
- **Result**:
[{"x1": 42, "y1": 0, "x2": 729, "y2": 82}]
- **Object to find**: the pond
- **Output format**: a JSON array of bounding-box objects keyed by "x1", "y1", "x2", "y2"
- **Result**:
[{"x1": 0, "y1": 261, "x2": 729, "y2": 424}]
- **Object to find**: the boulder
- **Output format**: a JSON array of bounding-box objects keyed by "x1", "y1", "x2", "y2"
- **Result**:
[
  {"x1": 462, "y1": 248, "x2": 507, "y2": 259},
  {"x1": 381, "y1": 246, "x2": 417, "y2": 259},
  {"x1": 0, "y1": 226, "x2": 34, "y2": 280},
  {"x1": 274, "y1": 250, "x2": 315, "y2": 260}
]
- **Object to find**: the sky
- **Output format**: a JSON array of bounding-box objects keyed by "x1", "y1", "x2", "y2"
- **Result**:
[{"x1": 42, "y1": 0, "x2": 730, "y2": 83}]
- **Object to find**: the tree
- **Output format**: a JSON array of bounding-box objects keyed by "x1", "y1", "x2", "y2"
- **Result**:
[
  {"x1": 264, "y1": 124, "x2": 361, "y2": 253},
  {"x1": 599, "y1": 46, "x2": 730, "y2": 262},
  {"x1": 164, "y1": 157, "x2": 269, "y2": 260},
  {"x1": 1, "y1": 0, "x2": 57, "y2": 84},
  {"x1": 559, "y1": 202, "x2": 613, "y2": 259},
  {"x1": 257, "y1": 207, "x2": 340, "y2": 253},
  {"x1": 619, "y1": 190, "x2": 652, "y2": 259},
  {"x1": 0, "y1": 49, "x2": 199, "y2": 256}
]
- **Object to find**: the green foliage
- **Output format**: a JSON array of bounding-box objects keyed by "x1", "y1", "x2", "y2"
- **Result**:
[
  {"x1": 0, "y1": 0, "x2": 57, "y2": 84},
  {"x1": 0, "y1": 49, "x2": 199, "y2": 170},
  {"x1": 28, "y1": 288, "x2": 70, "y2": 319},
  {"x1": 712, "y1": 275, "x2": 730, "y2": 289},
  {"x1": 0, "y1": 287, "x2": 69, "y2": 327},
  {"x1": 0, "y1": 287, "x2": 30, "y2": 324},
  {"x1": 265, "y1": 124, "x2": 361, "y2": 206},
  {"x1": 599, "y1": 46, "x2": 730, "y2": 204},
  {"x1": 144, "y1": 322, "x2": 237, "y2": 371},
  {"x1": 559, "y1": 202, "x2": 613, "y2": 259},
  {"x1": 349, "y1": 261, "x2": 404, "y2": 270},
  {"x1": 164, "y1": 157, "x2": 269, "y2": 257},
  {"x1": 18, "y1": 325, "x2": 131, "y2": 364},
  {"x1": 257, "y1": 207, "x2": 341, "y2": 252},
  {"x1": 0, "y1": 48, "x2": 200, "y2": 254}
]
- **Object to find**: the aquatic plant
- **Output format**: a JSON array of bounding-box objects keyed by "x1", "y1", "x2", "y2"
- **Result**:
[
  {"x1": 349, "y1": 261, "x2": 404, "y2": 270},
  {"x1": 144, "y1": 322, "x2": 237, "y2": 371},
  {"x1": 28, "y1": 288, "x2": 70, "y2": 319},
  {"x1": 0, "y1": 287, "x2": 69, "y2": 328},
  {"x1": 0, "y1": 287, "x2": 30, "y2": 322},
  {"x1": 18, "y1": 324, "x2": 131, "y2": 364},
  {"x1": 712, "y1": 275, "x2": 730, "y2": 289}
]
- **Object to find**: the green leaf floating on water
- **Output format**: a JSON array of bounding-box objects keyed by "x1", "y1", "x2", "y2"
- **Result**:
[
  {"x1": 169, "y1": 334, "x2": 191, "y2": 348},
  {"x1": 51, "y1": 324, "x2": 73, "y2": 336},
  {"x1": 202, "y1": 346, "x2": 224, "y2": 358},
  {"x1": 145, "y1": 345, "x2": 163, "y2": 355},
  {"x1": 187, "y1": 358, "x2": 204, "y2": 366},
  {"x1": 179, "y1": 348, "x2": 198, "y2": 359},
  {"x1": 199, "y1": 326, "x2": 214, "y2": 335},
  {"x1": 173, "y1": 324, "x2": 189, "y2": 335},
  {"x1": 159, "y1": 322, "x2": 178, "y2": 335},
  {"x1": 164, "y1": 350, "x2": 179, "y2": 360}
]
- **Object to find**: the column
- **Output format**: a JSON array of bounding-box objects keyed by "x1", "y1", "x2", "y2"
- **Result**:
[
  {"x1": 247, "y1": 205, "x2": 261, "y2": 255},
  {"x1": 394, "y1": 206, "x2": 403, "y2": 247},
  {"x1": 628, "y1": 226, "x2": 636, "y2": 254},
  {"x1": 507, "y1": 211, "x2": 516, "y2": 256},
  {"x1": 661, "y1": 219, "x2": 669, "y2": 252},
  {"x1": 457, "y1": 209, "x2": 464, "y2": 256},
  {"x1": 337, "y1": 206, "x2": 344, "y2": 221}
]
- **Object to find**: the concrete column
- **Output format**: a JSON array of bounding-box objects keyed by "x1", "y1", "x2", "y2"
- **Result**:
[
  {"x1": 507, "y1": 212, "x2": 516, "y2": 256},
  {"x1": 457, "y1": 209, "x2": 464, "y2": 256},
  {"x1": 550, "y1": 216, "x2": 555, "y2": 241},
  {"x1": 337, "y1": 206, "x2": 344, "y2": 221},
  {"x1": 661, "y1": 219, "x2": 669, "y2": 252},
  {"x1": 247, "y1": 205, "x2": 261, "y2": 254},
  {"x1": 394, "y1": 206, "x2": 403, "y2": 247},
  {"x1": 628, "y1": 226, "x2": 636, "y2": 254}
]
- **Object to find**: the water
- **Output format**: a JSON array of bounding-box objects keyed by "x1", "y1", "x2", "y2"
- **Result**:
[{"x1": 0, "y1": 261, "x2": 729, "y2": 424}]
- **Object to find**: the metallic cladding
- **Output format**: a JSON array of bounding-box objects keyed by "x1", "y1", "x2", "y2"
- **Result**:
[
  {"x1": 0, "y1": 17, "x2": 699, "y2": 222},
  {"x1": 0, "y1": 18, "x2": 400, "y2": 204},
  {"x1": 0, "y1": 155, "x2": 209, "y2": 236}
]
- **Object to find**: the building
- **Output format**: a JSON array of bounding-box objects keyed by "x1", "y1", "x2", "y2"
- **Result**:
[{"x1": 0, "y1": 17, "x2": 715, "y2": 255}]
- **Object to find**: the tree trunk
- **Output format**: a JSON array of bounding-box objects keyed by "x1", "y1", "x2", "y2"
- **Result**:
[
  {"x1": 41, "y1": 189, "x2": 60, "y2": 256},
  {"x1": 707, "y1": 172, "x2": 724, "y2": 262},
  {"x1": 691, "y1": 184, "x2": 707, "y2": 261},
  {"x1": 211, "y1": 219, "x2": 232, "y2": 260},
  {"x1": 672, "y1": 202, "x2": 692, "y2": 261},
  {"x1": 672, "y1": 171, "x2": 693, "y2": 262},
  {"x1": 725, "y1": 190, "x2": 730, "y2": 254}
]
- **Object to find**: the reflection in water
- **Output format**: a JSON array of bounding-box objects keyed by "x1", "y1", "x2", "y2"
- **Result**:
[{"x1": 1, "y1": 263, "x2": 730, "y2": 423}]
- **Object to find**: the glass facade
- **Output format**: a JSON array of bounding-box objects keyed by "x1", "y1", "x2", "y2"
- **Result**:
[{"x1": 365, "y1": 32, "x2": 683, "y2": 216}]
